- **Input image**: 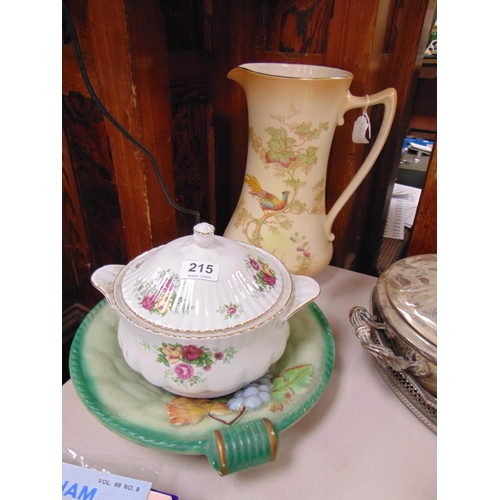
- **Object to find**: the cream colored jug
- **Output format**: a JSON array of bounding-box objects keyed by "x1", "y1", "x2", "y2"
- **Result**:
[{"x1": 223, "y1": 63, "x2": 396, "y2": 276}]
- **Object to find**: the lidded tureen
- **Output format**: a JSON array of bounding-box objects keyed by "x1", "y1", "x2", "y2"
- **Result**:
[{"x1": 92, "y1": 223, "x2": 320, "y2": 398}]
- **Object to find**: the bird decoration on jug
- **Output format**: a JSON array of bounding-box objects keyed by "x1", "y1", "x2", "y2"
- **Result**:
[{"x1": 245, "y1": 174, "x2": 290, "y2": 212}]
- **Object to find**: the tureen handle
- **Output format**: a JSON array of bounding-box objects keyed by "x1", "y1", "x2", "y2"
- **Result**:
[
  {"x1": 283, "y1": 275, "x2": 320, "y2": 321},
  {"x1": 91, "y1": 265, "x2": 124, "y2": 309}
]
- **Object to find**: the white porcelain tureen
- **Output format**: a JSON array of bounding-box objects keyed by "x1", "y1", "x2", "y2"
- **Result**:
[{"x1": 91, "y1": 223, "x2": 320, "y2": 398}]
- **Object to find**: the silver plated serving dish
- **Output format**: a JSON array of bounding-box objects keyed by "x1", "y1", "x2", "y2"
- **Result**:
[{"x1": 350, "y1": 254, "x2": 437, "y2": 432}]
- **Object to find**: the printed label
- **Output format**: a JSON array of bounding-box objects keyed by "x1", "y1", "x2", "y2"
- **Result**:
[
  {"x1": 62, "y1": 462, "x2": 151, "y2": 500},
  {"x1": 180, "y1": 261, "x2": 220, "y2": 282}
]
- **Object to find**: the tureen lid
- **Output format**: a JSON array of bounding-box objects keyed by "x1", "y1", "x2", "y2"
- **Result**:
[{"x1": 118, "y1": 223, "x2": 289, "y2": 333}]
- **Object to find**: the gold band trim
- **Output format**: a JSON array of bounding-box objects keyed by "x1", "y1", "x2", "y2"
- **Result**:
[
  {"x1": 262, "y1": 418, "x2": 278, "y2": 461},
  {"x1": 213, "y1": 429, "x2": 228, "y2": 476}
]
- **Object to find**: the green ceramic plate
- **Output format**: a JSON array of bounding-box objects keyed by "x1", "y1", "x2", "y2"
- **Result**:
[{"x1": 69, "y1": 300, "x2": 335, "y2": 475}]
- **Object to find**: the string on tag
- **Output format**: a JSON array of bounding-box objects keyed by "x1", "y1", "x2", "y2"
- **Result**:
[
  {"x1": 352, "y1": 95, "x2": 372, "y2": 144},
  {"x1": 363, "y1": 95, "x2": 371, "y2": 140}
]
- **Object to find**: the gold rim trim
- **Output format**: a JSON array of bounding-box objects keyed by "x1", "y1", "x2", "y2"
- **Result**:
[
  {"x1": 262, "y1": 418, "x2": 278, "y2": 462},
  {"x1": 238, "y1": 63, "x2": 353, "y2": 80},
  {"x1": 213, "y1": 429, "x2": 228, "y2": 476}
]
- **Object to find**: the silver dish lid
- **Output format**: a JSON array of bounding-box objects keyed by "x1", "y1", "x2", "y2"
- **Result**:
[
  {"x1": 117, "y1": 223, "x2": 290, "y2": 333},
  {"x1": 374, "y1": 254, "x2": 437, "y2": 364},
  {"x1": 384, "y1": 254, "x2": 437, "y2": 345}
]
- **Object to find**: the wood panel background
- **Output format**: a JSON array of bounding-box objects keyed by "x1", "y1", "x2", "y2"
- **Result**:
[{"x1": 62, "y1": 0, "x2": 437, "y2": 380}]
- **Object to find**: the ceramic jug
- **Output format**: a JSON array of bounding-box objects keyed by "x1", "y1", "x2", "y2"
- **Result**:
[{"x1": 223, "y1": 63, "x2": 396, "y2": 276}]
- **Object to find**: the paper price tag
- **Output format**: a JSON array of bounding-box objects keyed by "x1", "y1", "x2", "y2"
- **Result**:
[
  {"x1": 62, "y1": 463, "x2": 152, "y2": 500},
  {"x1": 352, "y1": 115, "x2": 370, "y2": 144},
  {"x1": 352, "y1": 95, "x2": 372, "y2": 144},
  {"x1": 180, "y1": 260, "x2": 220, "y2": 281}
]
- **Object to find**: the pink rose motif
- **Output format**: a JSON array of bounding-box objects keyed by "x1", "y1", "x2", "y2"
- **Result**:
[
  {"x1": 202, "y1": 365, "x2": 212, "y2": 372},
  {"x1": 214, "y1": 351, "x2": 224, "y2": 360},
  {"x1": 173, "y1": 363, "x2": 194, "y2": 381},
  {"x1": 226, "y1": 306, "x2": 237, "y2": 316},
  {"x1": 161, "y1": 278, "x2": 174, "y2": 293},
  {"x1": 182, "y1": 345, "x2": 204, "y2": 361},
  {"x1": 262, "y1": 273, "x2": 276, "y2": 287},
  {"x1": 303, "y1": 251, "x2": 311, "y2": 258},
  {"x1": 249, "y1": 259, "x2": 260, "y2": 270},
  {"x1": 141, "y1": 295, "x2": 156, "y2": 310}
]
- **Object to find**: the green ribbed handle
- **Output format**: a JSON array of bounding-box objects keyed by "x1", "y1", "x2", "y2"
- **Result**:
[{"x1": 205, "y1": 418, "x2": 279, "y2": 476}]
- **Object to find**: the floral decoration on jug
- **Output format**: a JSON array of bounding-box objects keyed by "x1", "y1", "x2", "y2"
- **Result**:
[{"x1": 233, "y1": 106, "x2": 327, "y2": 274}]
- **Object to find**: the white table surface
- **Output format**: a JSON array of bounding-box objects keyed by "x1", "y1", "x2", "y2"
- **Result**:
[{"x1": 62, "y1": 265, "x2": 437, "y2": 499}]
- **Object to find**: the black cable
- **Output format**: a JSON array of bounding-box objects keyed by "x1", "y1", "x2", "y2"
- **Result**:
[{"x1": 62, "y1": 3, "x2": 200, "y2": 225}]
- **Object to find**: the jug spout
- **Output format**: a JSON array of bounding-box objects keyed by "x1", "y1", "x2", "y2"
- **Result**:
[
  {"x1": 227, "y1": 66, "x2": 249, "y2": 86},
  {"x1": 227, "y1": 65, "x2": 267, "y2": 92}
]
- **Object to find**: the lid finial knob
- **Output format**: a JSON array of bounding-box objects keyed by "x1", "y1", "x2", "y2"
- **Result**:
[{"x1": 193, "y1": 223, "x2": 215, "y2": 248}]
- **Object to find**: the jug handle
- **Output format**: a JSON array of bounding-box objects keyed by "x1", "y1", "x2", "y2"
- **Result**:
[{"x1": 325, "y1": 88, "x2": 397, "y2": 240}]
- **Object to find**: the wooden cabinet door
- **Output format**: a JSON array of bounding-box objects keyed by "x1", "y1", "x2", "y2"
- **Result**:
[{"x1": 63, "y1": 0, "x2": 181, "y2": 314}]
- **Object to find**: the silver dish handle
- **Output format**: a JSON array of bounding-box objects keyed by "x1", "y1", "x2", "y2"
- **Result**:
[{"x1": 349, "y1": 306, "x2": 419, "y2": 372}]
